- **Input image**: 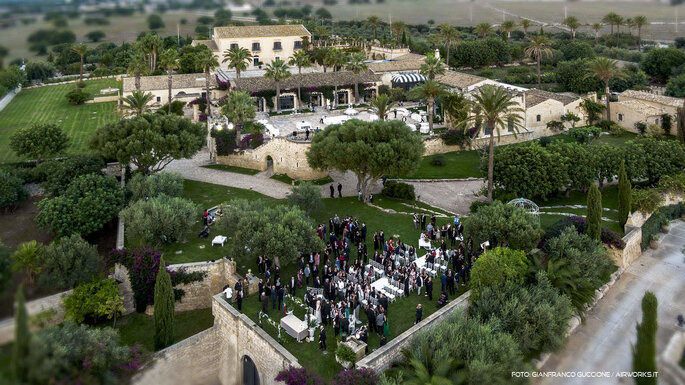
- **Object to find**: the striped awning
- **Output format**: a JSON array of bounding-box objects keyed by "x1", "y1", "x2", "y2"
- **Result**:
[{"x1": 391, "y1": 72, "x2": 426, "y2": 84}]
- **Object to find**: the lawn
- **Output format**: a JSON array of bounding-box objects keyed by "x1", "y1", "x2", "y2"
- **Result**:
[
  {"x1": 270, "y1": 173, "x2": 335, "y2": 186},
  {"x1": 401, "y1": 150, "x2": 484, "y2": 180},
  {"x1": 201, "y1": 164, "x2": 261, "y2": 175},
  {"x1": 373, "y1": 194, "x2": 455, "y2": 217},
  {"x1": 0, "y1": 78, "x2": 121, "y2": 162}
]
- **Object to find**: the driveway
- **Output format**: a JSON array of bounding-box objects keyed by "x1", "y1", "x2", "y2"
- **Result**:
[{"x1": 535, "y1": 221, "x2": 685, "y2": 385}]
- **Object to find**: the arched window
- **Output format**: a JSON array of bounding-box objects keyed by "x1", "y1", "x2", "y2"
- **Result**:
[{"x1": 242, "y1": 355, "x2": 260, "y2": 385}]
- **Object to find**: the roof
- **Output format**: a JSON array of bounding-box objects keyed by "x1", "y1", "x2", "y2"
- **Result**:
[
  {"x1": 191, "y1": 39, "x2": 218, "y2": 51},
  {"x1": 612, "y1": 100, "x2": 667, "y2": 116},
  {"x1": 367, "y1": 53, "x2": 426, "y2": 73},
  {"x1": 620, "y1": 90, "x2": 683, "y2": 108},
  {"x1": 236, "y1": 70, "x2": 381, "y2": 93},
  {"x1": 524, "y1": 88, "x2": 579, "y2": 109},
  {"x1": 436, "y1": 70, "x2": 486, "y2": 90},
  {"x1": 213, "y1": 24, "x2": 310, "y2": 39},
  {"x1": 123, "y1": 73, "x2": 217, "y2": 93}
]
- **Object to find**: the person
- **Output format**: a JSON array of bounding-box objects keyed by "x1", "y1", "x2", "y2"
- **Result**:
[
  {"x1": 319, "y1": 325, "x2": 327, "y2": 352},
  {"x1": 415, "y1": 304, "x2": 423, "y2": 324},
  {"x1": 375, "y1": 311, "x2": 384, "y2": 336},
  {"x1": 413, "y1": 213, "x2": 419, "y2": 229},
  {"x1": 426, "y1": 276, "x2": 434, "y2": 301},
  {"x1": 357, "y1": 190, "x2": 362, "y2": 200},
  {"x1": 278, "y1": 285, "x2": 285, "y2": 311},
  {"x1": 289, "y1": 276, "x2": 296, "y2": 295},
  {"x1": 380, "y1": 334, "x2": 387, "y2": 347},
  {"x1": 440, "y1": 271, "x2": 447, "y2": 293},
  {"x1": 369, "y1": 194, "x2": 374, "y2": 203},
  {"x1": 236, "y1": 290, "x2": 243, "y2": 311},
  {"x1": 360, "y1": 326, "x2": 369, "y2": 354},
  {"x1": 271, "y1": 285, "x2": 278, "y2": 310},
  {"x1": 304, "y1": 265, "x2": 311, "y2": 286},
  {"x1": 337, "y1": 183, "x2": 343, "y2": 198},
  {"x1": 257, "y1": 279, "x2": 264, "y2": 301},
  {"x1": 305, "y1": 127, "x2": 310, "y2": 140},
  {"x1": 329, "y1": 184, "x2": 335, "y2": 198},
  {"x1": 260, "y1": 291, "x2": 268, "y2": 313},
  {"x1": 416, "y1": 273, "x2": 424, "y2": 296},
  {"x1": 223, "y1": 285, "x2": 233, "y2": 300}
]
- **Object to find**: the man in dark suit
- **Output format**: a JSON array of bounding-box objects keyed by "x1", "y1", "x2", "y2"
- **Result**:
[
  {"x1": 337, "y1": 183, "x2": 343, "y2": 198},
  {"x1": 415, "y1": 304, "x2": 423, "y2": 324},
  {"x1": 322, "y1": 301, "x2": 331, "y2": 326},
  {"x1": 329, "y1": 184, "x2": 334, "y2": 198},
  {"x1": 278, "y1": 286, "x2": 285, "y2": 311},
  {"x1": 379, "y1": 294, "x2": 389, "y2": 316},
  {"x1": 319, "y1": 326, "x2": 327, "y2": 351},
  {"x1": 257, "y1": 279, "x2": 264, "y2": 302},
  {"x1": 426, "y1": 277, "x2": 434, "y2": 301},
  {"x1": 361, "y1": 223, "x2": 367, "y2": 242}
]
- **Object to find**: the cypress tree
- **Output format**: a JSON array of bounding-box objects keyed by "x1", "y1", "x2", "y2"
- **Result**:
[
  {"x1": 12, "y1": 286, "x2": 30, "y2": 383},
  {"x1": 153, "y1": 256, "x2": 175, "y2": 350},
  {"x1": 618, "y1": 160, "x2": 631, "y2": 231},
  {"x1": 586, "y1": 184, "x2": 602, "y2": 241},
  {"x1": 632, "y1": 291, "x2": 658, "y2": 385}
]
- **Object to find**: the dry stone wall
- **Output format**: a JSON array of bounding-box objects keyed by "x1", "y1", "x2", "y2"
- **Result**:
[{"x1": 423, "y1": 132, "x2": 535, "y2": 156}]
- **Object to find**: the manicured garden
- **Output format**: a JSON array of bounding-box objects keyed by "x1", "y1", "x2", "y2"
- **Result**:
[
  {"x1": 270, "y1": 173, "x2": 335, "y2": 186},
  {"x1": 201, "y1": 164, "x2": 261, "y2": 175}
]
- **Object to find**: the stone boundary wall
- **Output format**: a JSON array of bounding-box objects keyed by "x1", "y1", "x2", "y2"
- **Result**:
[
  {"x1": 423, "y1": 131, "x2": 535, "y2": 156},
  {"x1": 0, "y1": 289, "x2": 72, "y2": 345},
  {"x1": 357, "y1": 290, "x2": 471, "y2": 373},
  {"x1": 0, "y1": 87, "x2": 20, "y2": 112}
]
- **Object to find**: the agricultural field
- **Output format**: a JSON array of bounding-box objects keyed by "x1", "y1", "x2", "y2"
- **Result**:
[{"x1": 0, "y1": 78, "x2": 120, "y2": 162}]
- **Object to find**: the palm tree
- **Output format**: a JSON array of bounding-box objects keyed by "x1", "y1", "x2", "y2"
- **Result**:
[
  {"x1": 633, "y1": 15, "x2": 648, "y2": 51},
  {"x1": 221, "y1": 91, "x2": 257, "y2": 147},
  {"x1": 196, "y1": 49, "x2": 219, "y2": 117},
  {"x1": 122, "y1": 90, "x2": 154, "y2": 115},
  {"x1": 369, "y1": 94, "x2": 395, "y2": 120},
  {"x1": 71, "y1": 43, "x2": 88, "y2": 83},
  {"x1": 313, "y1": 26, "x2": 330, "y2": 47},
  {"x1": 400, "y1": 343, "x2": 468, "y2": 385},
  {"x1": 591, "y1": 23, "x2": 603, "y2": 43},
  {"x1": 12, "y1": 241, "x2": 43, "y2": 286},
  {"x1": 615, "y1": 15, "x2": 625, "y2": 37},
  {"x1": 520, "y1": 18, "x2": 533, "y2": 37},
  {"x1": 585, "y1": 57, "x2": 626, "y2": 121},
  {"x1": 603, "y1": 12, "x2": 619, "y2": 36},
  {"x1": 408, "y1": 79, "x2": 445, "y2": 133},
  {"x1": 346, "y1": 52, "x2": 368, "y2": 105},
  {"x1": 366, "y1": 15, "x2": 381, "y2": 41},
  {"x1": 437, "y1": 23, "x2": 460, "y2": 68},
  {"x1": 563, "y1": 16, "x2": 580, "y2": 41},
  {"x1": 499, "y1": 20, "x2": 516, "y2": 43},
  {"x1": 474, "y1": 22, "x2": 493, "y2": 38},
  {"x1": 158, "y1": 49, "x2": 179, "y2": 115},
  {"x1": 222, "y1": 47, "x2": 251, "y2": 90},
  {"x1": 326, "y1": 48, "x2": 347, "y2": 107},
  {"x1": 524, "y1": 35, "x2": 554, "y2": 87},
  {"x1": 140, "y1": 33, "x2": 163, "y2": 72},
  {"x1": 288, "y1": 50, "x2": 312, "y2": 111},
  {"x1": 420, "y1": 53, "x2": 445, "y2": 80},
  {"x1": 391, "y1": 21, "x2": 406, "y2": 44},
  {"x1": 464, "y1": 85, "x2": 524, "y2": 201},
  {"x1": 544, "y1": 258, "x2": 596, "y2": 316},
  {"x1": 127, "y1": 51, "x2": 149, "y2": 91},
  {"x1": 263, "y1": 59, "x2": 291, "y2": 113}
]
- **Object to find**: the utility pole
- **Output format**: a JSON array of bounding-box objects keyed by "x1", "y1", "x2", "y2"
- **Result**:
[
  {"x1": 177, "y1": 23, "x2": 180, "y2": 46},
  {"x1": 470, "y1": 4, "x2": 473, "y2": 23},
  {"x1": 564, "y1": 5, "x2": 567, "y2": 20}
]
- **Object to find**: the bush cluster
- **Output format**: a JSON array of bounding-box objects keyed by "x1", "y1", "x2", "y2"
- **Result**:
[{"x1": 381, "y1": 181, "x2": 416, "y2": 200}]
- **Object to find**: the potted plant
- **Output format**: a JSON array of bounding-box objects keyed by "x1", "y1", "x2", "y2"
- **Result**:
[
  {"x1": 660, "y1": 218, "x2": 670, "y2": 234},
  {"x1": 335, "y1": 344, "x2": 356, "y2": 369},
  {"x1": 649, "y1": 234, "x2": 660, "y2": 249}
]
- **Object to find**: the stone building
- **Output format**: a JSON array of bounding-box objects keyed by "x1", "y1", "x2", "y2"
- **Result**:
[
  {"x1": 610, "y1": 90, "x2": 683, "y2": 134},
  {"x1": 122, "y1": 73, "x2": 218, "y2": 107},
  {"x1": 193, "y1": 25, "x2": 311, "y2": 69},
  {"x1": 523, "y1": 89, "x2": 584, "y2": 137}
]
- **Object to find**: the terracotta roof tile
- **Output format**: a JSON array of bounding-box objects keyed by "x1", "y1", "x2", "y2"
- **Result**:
[
  {"x1": 620, "y1": 90, "x2": 683, "y2": 108},
  {"x1": 213, "y1": 24, "x2": 310, "y2": 39},
  {"x1": 368, "y1": 53, "x2": 426, "y2": 73},
  {"x1": 123, "y1": 73, "x2": 217, "y2": 92},
  {"x1": 236, "y1": 70, "x2": 380, "y2": 93},
  {"x1": 435, "y1": 71, "x2": 486, "y2": 90},
  {"x1": 524, "y1": 88, "x2": 579, "y2": 109}
]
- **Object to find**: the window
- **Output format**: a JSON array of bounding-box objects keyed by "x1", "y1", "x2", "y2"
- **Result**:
[
  {"x1": 618, "y1": 113, "x2": 623, "y2": 121},
  {"x1": 507, "y1": 117, "x2": 515, "y2": 132},
  {"x1": 294, "y1": 41, "x2": 302, "y2": 49},
  {"x1": 230, "y1": 43, "x2": 238, "y2": 50},
  {"x1": 253, "y1": 56, "x2": 260, "y2": 66},
  {"x1": 273, "y1": 41, "x2": 282, "y2": 50},
  {"x1": 655, "y1": 118, "x2": 660, "y2": 125},
  {"x1": 156, "y1": 96, "x2": 161, "y2": 102},
  {"x1": 252, "y1": 42, "x2": 260, "y2": 52},
  {"x1": 536, "y1": 114, "x2": 541, "y2": 122}
]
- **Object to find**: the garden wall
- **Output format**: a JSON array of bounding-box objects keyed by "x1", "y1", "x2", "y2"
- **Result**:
[
  {"x1": 423, "y1": 131, "x2": 535, "y2": 156},
  {"x1": 356, "y1": 290, "x2": 471, "y2": 373},
  {"x1": 0, "y1": 86, "x2": 20, "y2": 112},
  {"x1": 216, "y1": 137, "x2": 328, "y2": 180},
  {"x1": 0, "y1": 288, "x2": 72, "y2": 345}
]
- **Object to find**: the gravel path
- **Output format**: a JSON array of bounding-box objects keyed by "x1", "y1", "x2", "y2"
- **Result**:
[{"x1": 406, "y1": 179, "x2": 486, "y2": 217}]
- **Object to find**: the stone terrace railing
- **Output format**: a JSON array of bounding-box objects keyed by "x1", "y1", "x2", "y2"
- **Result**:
[{"x1": 357, "y1": 290, "x2": 471, "y2": 372}]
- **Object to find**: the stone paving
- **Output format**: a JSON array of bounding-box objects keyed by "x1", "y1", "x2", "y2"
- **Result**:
[{"x1": 535, "y1": 221, "x2": 685, "y2": 385}]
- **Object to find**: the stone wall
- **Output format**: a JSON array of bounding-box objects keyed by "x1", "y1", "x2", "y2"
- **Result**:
[
  {"x1": 357, "y1": 290, "x2": 471, "y2": 373},
  {"x1": 616, "y1": 226, "x2": 642, "y2": 269},
  {"x1": 0, "y1": 289, "x2": 72, "y2": 345},
  {"x1": 423, "y1": 131, "x2": 535, "y2": 156},
  {"x1": 216, "y1": 137, "x2": 328, "y2": 180},
  {"x1": 0, "y1": 86, "x2": 20, "y2": 112}
]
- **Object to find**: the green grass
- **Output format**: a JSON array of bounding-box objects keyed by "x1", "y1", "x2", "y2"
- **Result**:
[
  {"x1": 373, "y1": 194, "x2": 454, "y2": 217},
  {"x1": 402, "y1": 150, "x2": 484, "y2": 180},
  {"x1": 535, "y1": 184, "x2": 622, "y2": 233},
  {"x1": 0, "y1": 79, "x2": 121, "y2": 162},
  {"x1": 270, "y1": 174, "x2": 335, "y2": 186},
  {"x1": 0, "y1": 343, "x2": 10, "y2": 381},
  {"x1": 201, "y1": 164, "x2": 261, "y2": 175}
]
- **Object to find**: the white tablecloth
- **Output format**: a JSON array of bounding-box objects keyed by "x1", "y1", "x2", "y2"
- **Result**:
[
  {"x1": 212, "y1": 235, "x2": 227, "y2": 246},
  {"x1": 280, "y1": 314, "x2": 308, "y2": 342}
]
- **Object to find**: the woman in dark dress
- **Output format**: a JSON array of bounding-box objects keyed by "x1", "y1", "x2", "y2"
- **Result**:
[{"x1": 373, "y1": 232, "x2": 379, "y2": 250}]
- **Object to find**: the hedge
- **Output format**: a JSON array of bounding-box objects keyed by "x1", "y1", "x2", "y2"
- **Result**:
[
  {"x1": 640, "y1": 203, "x2": 684, "y2": 250},
  {"x1": 381, "y1": 181, "x2": 415, "y2": 200}
]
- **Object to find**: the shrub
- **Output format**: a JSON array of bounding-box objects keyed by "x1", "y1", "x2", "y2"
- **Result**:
[
  {"x1": 9, "y1": 123, "x2": 69, "y2": 162},
  {"x1": 127, "y1": 172, "x2": 184, "y2": 202},
  {"x1": 469, "y1": 200, "x2": 490, "y2": 214},
  {"x1": 469, "y1": 247, "x2": 528, "y2": 300},
  {"x1": 657, "y1": 173, "x2": 685, "y2": 195},
  {"x1": 34, "y1": 155, "x2": 105, "y2": 196},
  {"x1": 0, "y1": 242, "x2": 12, "y2": 294},
  {"x1": 65, "y1": 87, "x2": 90, "y2": 105},
  {"x1": 597, "y1": 120, "x2": 622, "y2": 135},
  {"x1": 276, "y1": 366, "x2": 327, "y2": 385},
  {"x1": 63, "y1": 278, "x2": 124, "y2": 324},
  {"x1": 120, "y1": 194, "x2": 199, "y2": 246},
  {"x1": 332, "y1": 368, "x2": 379, "y2": 385},
  {"x1": 634, "y1": 121, "x2": 648, "y2": 135},
  {"x1": 39, "y1": 234, "x2": 102, "y2": 290},
  {"x1": 381, "y1": 181, "x2": 416, "y2": 200},
  {"x1": 465, "y1": 201, "x2": 542, "y2": 251},
  {"x1": 287, "y1": 181, "x2": 322, "y2": 216},
  {"x1": 154, "y1": 256, "x2": 174, "y2": 350},
  {"x1": 631, "y1": 188, "x2": 664, "y2": 215},
  {"x1": 441, "y1": 128, "x2": 472, "y2": 147},
  {"x1": 541, "y1": 216, "x2": 626, "y2": 249},
  {"x1": 335, "y1": 343, "x2": 357, "y2": 363},
  {"x1": 568, "y1": 126, "x2": 601, "y2": 144},
  {"x1": 430, "y1": 154, "x2": 446, "y2": 167},
  {"x1": 546, "y1": 120, "x2": 565, "y2": 132},
  {"x1": 0, "y1": 169, "x2": 27, "y2": 210},
  {"x1": 641, "y1": 211, "x2": 666, "y2": 250}
]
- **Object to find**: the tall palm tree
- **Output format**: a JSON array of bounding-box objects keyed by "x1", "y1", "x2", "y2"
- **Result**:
[
  {"x1": 121, "y1": 90, "x2": 154, "y2": 115},
  {"x1": 408, "y1": 79, "x2": 445, "y2": 133},
  {"x1": 400, "y1": 343, "x2": 468, "y2": 385},
  {"x1": 563, "y1": 16, "x2": 580, "y2": 41},
  {"x1": 221, "y1": 91, "x2": 257, "y2": 147},
  {"x1": 524, "y1": 35, "x2": 554, "y2": 87},
  {"x1": 222, "y1": 47, "x2": 251, "y2": 90},
  {"x1": 474, "y1": 22, "x2": 493, "y2": 38},
  {"x1": 288, "y1": 50, "x2": 312, "y2": 111},
  {"x1": 520, "y1": 18, "x2": 533, "y2": 37},
  {"x1": 420, "y1": 53, "x2": 445, "y2": 80},
  {"x1": 346, "y1": 52, "x2": 368, "y2": 105},
  {"x1": 544, "y1": 258, "x2": 596, "y2": 316},
  {"x1": 603, "y1": 12, "x2": 619, "y2": 36},
  {"x1": 313, "y1": 26, "x2": 330, "y2": 47},
  {"x1": 591, "y1": 23, "x2": 603, "y2": 43},
  {"x1": 464, "y1": 85, "x2": 524, "y2": 201},
  {"x1": 196, "y1": 49, "x2": 220, "y2": 117},
  {"x1": 366, "y1": 15, "x2": 381, "y2": 41},
  {"x1": 71, "y1": 43, "x2": 88, "y2": 83},
  {"x1": 437, "y1": 23, "x2": 460, "y2": 68},
  {"x1": 327, "y1": 48, "x2": 347, "y2": 107},
  {"x1": 369, "y1": 94, "x2": 395, "y2": 120},
  {"x1": 633, "y1": 15, "x2": 648, "y2": 51},
  {"x1": 263, "y1": 59, "x2": 291, "y2": 113},
  {"x1": 499, "y1": 20, "x2": 516, "y2": 43},
  {"x1": 615, "y1": 15, "x2": 625, "y2": 37},
  {"x1": 585, "y1": 57, "x2": 626, "y2": 121},
  {"x1": 158, "y1": 49, "x2": 179, "y2": 115},
  {"x1": 140, "y1": 33, "x2": 163, "y2": 72},
  {"x1": 391, "y1": 21, "x2": 406, "y2": 44},
  {"x1": 127, "y1": 51, "x2": 149, "y2": 91}
]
